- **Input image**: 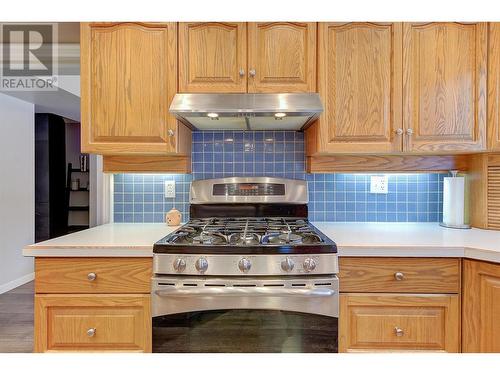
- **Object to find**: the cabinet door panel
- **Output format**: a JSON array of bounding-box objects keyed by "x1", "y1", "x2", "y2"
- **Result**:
[
  {"x1": 313, "y1": 23, "x2": 403, "y2": 154},
  {"x1": 248, "y1": 22, "x2": 316, "y2": 92},
  {"x1": 403, "y1": 22, "x2": 487, "y2": 152},
  {"x1": 340, "y1": 294, "x2": 460, "y2": 352},
  {"x1": 463, "y1": 259, "x2": 500, "y2": 352},
  {"x1": 81, "y1": 23, "x2": 179, "y2": 154},
  {"x1": 35, "y1": 294, "x2": 151, "y2": 352},
  {"x1": 179, "y1": 22, "x2": 247, "y2": 93}
]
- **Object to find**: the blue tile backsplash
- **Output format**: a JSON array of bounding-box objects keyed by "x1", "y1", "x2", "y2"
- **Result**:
[{"x1": 113, "y1": 131, "x2": 446, "y2": 223}]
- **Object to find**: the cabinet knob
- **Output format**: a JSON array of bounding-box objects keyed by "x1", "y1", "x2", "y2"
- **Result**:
[
  {"x1": 239, "y1": 69, "x2": 245, "y2": 77},
  {"x1": 406, "y1": 128, "x2": 414, "y2": 136},
  {"x1": 168, "y1": 129, "x2": 175, "y2": 137},
  {"x1": 249, "y1": 69, "x2": 256, "y2": 77},
  {"x1": 87, "y1": 328, "x2": 96, "y2": 337},
  {"x1": 394, "y1": 272, "x2": 405, "y2": 281},
  {"x1": 87, "y1": 272, "x2": 97, "y2": 281},
  {"x1": 394, "y1": 327, "x2": 404, "y2": 337},
  {"x1": 395, "y1": 128, "x2": 403, "y2": 136}
]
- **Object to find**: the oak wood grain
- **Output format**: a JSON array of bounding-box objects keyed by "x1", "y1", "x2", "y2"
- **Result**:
[
  {"x1": 103, "y1": 155, "x2": 191, "y2": 173},
  {"x1": 488, "y1": 23, "x2": 500, "y2": 151},
  {"x1": 403, "y1": 22, "x2": 487, "y2": 152},
  {"x1": 35, "y1": 258, "x2": 152, "y2": 294},
  {"x1": 339, "y1": 293, "x2": 460, "y2": 352},
  {"x1": 34, "y1": 294, "x2": 151, "y2": 352},
  {"x1": 247, "y1": 22, "x2": 316, "y2": 93},
  {"x1": 312, "y1": 22, "x2": 403, "y2": 154},
  {"x1": 462, "y1": 259, "x2": 500, "y2": 352},
  {"x1": 179, "y1": 22, "x2": 247, "y2": 93},
  {"x1": 339, "y1": 258, "x2": 461, "y2": 293},
  {"x1": 469, "y1": 153, "x2": 500, "y2": 230},
  {"x1": 307, "y1": 154, "x2": 470, "y2": 173},
  {"x1": 80, "y1": 22, "x2": 182, "y2": 155}
]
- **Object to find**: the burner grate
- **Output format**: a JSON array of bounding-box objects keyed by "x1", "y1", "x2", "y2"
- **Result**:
[{"x1": 167, "y1": 217, "x2": 325, "y2": 246}]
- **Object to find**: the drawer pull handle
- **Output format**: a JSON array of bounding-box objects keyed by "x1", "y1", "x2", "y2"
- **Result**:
[
  {"x1": 394, "y1": 272, "x2": 405, "y2": 281},
  {"x1": 394, "y1": 327, "x2": 404, "y2": 337},
  {"x1": 87, "y1": 328, "x2": 96, "y2": 337},
  {"x1": 87, "y1": 272, "x2": 97, "y2": 281}
]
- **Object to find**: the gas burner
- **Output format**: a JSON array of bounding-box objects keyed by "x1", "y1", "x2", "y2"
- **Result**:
[
  {"x1": 301, "y1": 232, "x2": 322, "y2": 244},
  {"x1": 263, "y1": 232, "x2": 303, "y2": 245},
  {"x1": 228, "y1": 233, "x2": 260, "y2": 245},
  {"x1": 192, "y1": 232, "x2": 227, "y2": 245}
]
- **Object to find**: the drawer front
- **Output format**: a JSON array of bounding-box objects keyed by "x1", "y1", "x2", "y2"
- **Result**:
[
  {"x1": 339, "y1": 257, "x2": 460, "y2": 293},
  {"x1": 35, "y1": 294, "x2": 151, "y2": 352},
  {"x1": 339, "y1": 294, "x2": 460, "y2": 352},
  {"x1": 35, "y1": 258, "x2": 152, "y2": 294}
]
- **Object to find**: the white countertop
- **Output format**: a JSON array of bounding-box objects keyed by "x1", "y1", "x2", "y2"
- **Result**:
[
  {"x1": 23, "y1": 223, "x2": 179, "y2": 257},
  {"x1": 23, "y1": 222, "x2": 500, "y2": 263},
  {"x1": 314, "y1": 222, "x2": 500, "y2": 263}
]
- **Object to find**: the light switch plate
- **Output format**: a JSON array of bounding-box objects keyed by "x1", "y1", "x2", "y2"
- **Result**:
[
  {"x1": 164, "y1": 180, "x2": 176, "y2": 198},
  {"x1": 370, "y1": 175, "x2": 388, "y2": 194}
]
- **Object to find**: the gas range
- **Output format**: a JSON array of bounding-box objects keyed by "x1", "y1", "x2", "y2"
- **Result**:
[
  {"x1": 153, "y1": 177, "x2": 338, "y2": 277},
  {"x1": 152, "y1": 177, "x2": 338, "y2": 321}
]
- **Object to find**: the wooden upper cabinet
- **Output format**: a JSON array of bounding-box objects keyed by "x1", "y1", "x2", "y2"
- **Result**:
[
  {"x1": 81, "y1": 22, "x2": 181, "y2": 155},
  {"x1": 179, "y1": 22, "x2": 247, "y2": 93},
  {"x1": 247, "y1": 22, "x2": 316, "y2": 93},
  {"x1": 403, "y1": 22, "x2": 487, "y2": 153},
  {"x1": 488, "y1": 23, "x2": 500, "y2": 151},
  {"x1": 311, "y1": 22, "x2": 403, "y2": 154},
  {"x1": 463, "y1": 259, "x2": 500, "y2": 352}
]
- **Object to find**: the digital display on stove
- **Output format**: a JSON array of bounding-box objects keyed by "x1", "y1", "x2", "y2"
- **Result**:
[{"x1": 212, "y1": 183, "x2": 285, "y2": 196}]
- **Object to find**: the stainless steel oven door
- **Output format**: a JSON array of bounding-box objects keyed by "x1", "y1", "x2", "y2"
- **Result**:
[
  {"x1": 151, "y1": 276, "x2": 338, "y2": 353},
  {"x1": 152, "y1": 275, "x2": 339, "y2": 318}
]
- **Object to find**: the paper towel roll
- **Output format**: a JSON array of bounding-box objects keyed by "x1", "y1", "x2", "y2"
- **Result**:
[{"x1": 443, "y1": 176, "x2": 465, "y2": 227}]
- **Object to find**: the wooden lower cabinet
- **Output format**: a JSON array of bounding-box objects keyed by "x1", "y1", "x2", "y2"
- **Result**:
[
  {"x1": 462, "y1": 259, "x2": 500, "y2": 352},
  {"x1": 33, "y1": 257, "x2": 153, "y2": 353},
  {"x1": 339, "y1": 257, "x2": 460, "y2": 294},
  {"x1": 34, "y1": 294, "x2": 151, "y2": 352},
  {"x1": 35, "y1": 257, "x2": 152, "y2": 294},
  {"x1": 339, "y1": 294, "x2": 460, "y2": 352}
]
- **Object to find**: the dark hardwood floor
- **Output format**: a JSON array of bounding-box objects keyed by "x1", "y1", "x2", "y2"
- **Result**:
[{"x1": 0, "y1": 281, "x2": 33, "y2": 353}]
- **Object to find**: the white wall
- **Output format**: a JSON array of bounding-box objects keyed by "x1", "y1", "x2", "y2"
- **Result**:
[{"x1": 0, "y1": 93, "x2": 35, "y2": 293}]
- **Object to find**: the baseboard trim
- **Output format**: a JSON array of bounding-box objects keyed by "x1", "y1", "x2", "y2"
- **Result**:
[{"x1": 0, "y1": 272, "x2": 34, "y2": 294}]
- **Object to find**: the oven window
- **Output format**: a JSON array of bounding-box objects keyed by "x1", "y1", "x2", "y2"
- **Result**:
[{"x1": 153, "y1": 310, "x2": 338, "y2": 353}]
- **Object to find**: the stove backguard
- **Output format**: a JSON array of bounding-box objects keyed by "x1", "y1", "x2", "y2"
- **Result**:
[{"x1": 190, "y1": 203, "x2": 308, "y2": 219}]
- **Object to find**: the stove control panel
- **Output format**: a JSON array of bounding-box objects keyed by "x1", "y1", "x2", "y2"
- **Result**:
[
  {"x1": 213, "y1": 183, "x2": 285, "y2": 197},
  {"x1": 155, "y1": 254, "x2": 339, "y2": 276}
]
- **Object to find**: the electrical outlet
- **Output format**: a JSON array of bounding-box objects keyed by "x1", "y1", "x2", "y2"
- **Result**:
[
  {"x1": 164, "y1": 180, "x2": 176, "y2": 198},
  {"x1": 370, "y1": 175, "x2": 388, "y2": 194}
]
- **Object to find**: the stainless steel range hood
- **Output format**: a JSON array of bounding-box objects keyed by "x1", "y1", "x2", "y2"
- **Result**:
[{"x1": 169, "y1": 93, "x2": 323, "y2": 131}]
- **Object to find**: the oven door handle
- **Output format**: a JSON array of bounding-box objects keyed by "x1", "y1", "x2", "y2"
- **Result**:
[{"x1": 154, "y1": 286, "x2": 335, "y2": 297}]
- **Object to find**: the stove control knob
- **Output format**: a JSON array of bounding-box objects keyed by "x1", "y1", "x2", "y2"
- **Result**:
[
  {"x1": 238, "y1": 258, "x2": 252, "y2": 273},
  {"x1": 281, "y1": 257, "x2": 295, "y2": 272},
  {"x1": 303, "y1": 258, "x2": 317, "y2": 273},
  {"x1": 195, "y1": 257, "x2": 209, "y2": 273},
  {"x1": 173, "y1": 258, "x2": 186, "y2": 273}
]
